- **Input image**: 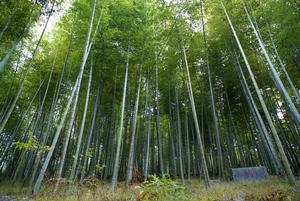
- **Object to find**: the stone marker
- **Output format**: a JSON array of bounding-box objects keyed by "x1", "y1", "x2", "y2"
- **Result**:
[{"x1": 232, "y1": 166, "x2": 268, "y2": 181}]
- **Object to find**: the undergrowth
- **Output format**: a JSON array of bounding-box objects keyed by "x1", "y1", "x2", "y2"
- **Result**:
[{"x1": 0, "y1": 176, "x2": 299, "y2": 201}]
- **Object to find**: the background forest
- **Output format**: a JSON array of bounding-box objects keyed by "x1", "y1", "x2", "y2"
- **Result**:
[{"x1": 0, "y1": 0, "x2": 300, "y2": 198}]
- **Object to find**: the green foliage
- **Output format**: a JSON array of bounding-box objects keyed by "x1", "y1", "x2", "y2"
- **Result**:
[
  {"x1": 85, "y1": 148, "x2": 93, "y2": 158},
  {"x1": 1, "y1": 178, "x2": 295, "y2": 201},
  {"x1": 95, "y1": 163, "x2": 106, "y2": 172},
  {"x1": 13, "y1": 135, "x2": 38, "y2": 151},
  {"x1": 135, "y1": 175, "x2": 186, "y2": 201},
  {"x1": 13, "y1": 135, "x2": 50, "y2": 152}
]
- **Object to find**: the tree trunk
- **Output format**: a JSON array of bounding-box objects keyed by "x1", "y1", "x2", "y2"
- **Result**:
[
  {"x1": 182, "y1": 42, "x2": 210, "y2": 187},
  {"x1": 175, "y1": 86, "x2": 185, "y2": 183},
  {"x1": 69, "y1": 59, "x2": 93, "y2": 183},
  {"x1": 221, "y1": 1, "x2": 296, "y2": 186},
  {"x1": 126, "y1": 70, "x2": 142, "y2": 184},
  {"x1": 199, "y1": 0, "x2": 224, "y2": 178},
  {"x1": 0, "y1": 0, "x2": 55, "y2": 133},
  {"x1": 111, "y1": 47, "x2": 130, "y2": 191},
  {"x1": 33, "y1": 0, "x2": 97, "y2": 193},
  {"x1": 243, "y1": 5, "x2": 300, "y2": 127},
  {"x1": 155, "y1": 65, "x2": 164, "y2": 175}
]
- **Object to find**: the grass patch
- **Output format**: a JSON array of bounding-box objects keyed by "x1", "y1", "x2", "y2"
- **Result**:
[{"x1": 0, "y1": 176, "x2": 299, "y2": 201}]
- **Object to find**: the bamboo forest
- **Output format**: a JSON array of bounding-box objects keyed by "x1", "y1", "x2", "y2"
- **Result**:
[{"x1": 0, "y1": 0, "x2": 300, "y2": 200}]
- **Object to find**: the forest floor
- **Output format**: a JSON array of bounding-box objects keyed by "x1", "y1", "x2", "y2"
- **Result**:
[{"x1": 0, "y1": 177, "x2": 299, "y2": 201}]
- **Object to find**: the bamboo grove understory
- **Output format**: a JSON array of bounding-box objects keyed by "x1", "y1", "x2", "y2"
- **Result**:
[{"x1": 0, "y1": 0, "x2": 299, "y2": 194}]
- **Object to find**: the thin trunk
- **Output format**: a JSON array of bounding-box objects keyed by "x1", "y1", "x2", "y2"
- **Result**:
[
  {"x1": 104, "y1": 67, "x2": 118, "y2": 179},
  {"x1": 175, "y1": 86, "x2": 185, "y2": 183},
  {"x1": 80, "y1": 65, "x2": 96, "y2": 184},
  {"x1": 184, "y1": 102, "x2": 191, "y2": 180},
  {"x1": 33, "y1": 0, "x2": 97, "y2": 193},
  {"x1": 0, "y1": 16, "x2": 11, "y2": 41},
  {"x1": 243, "y1": 5, "x2": 300, "y2": 127},
  {"x1": 143, "y1": 68, "x2": 151, "y2": 180},
  {"x1": 126, "y1": 70, "x2": 142, "y2": 184},
  {"x1": 268, "y1": 29, "x2": 300, "y2": 102},
  {"x1": 111, "y1": 47, "x2": 130, "y2": 191},
  {"x1": 236, "y1": 60, "x2": 282, "y2": 174},
  {"x1": 69, "y1": 60, "x2": 93, "y2": 183},
  {"x1": 221, "y1": 1, "x2": 296, "y2": 186},
  {"x1": 54, "y1": 40, "x2": 76, "y2": 190},
  {"x1": 199, "y1": 0, "x2": 223, "y2": 178},
  {"x1": 155, "y1": 65, "x2": 164, "y2": 175},
  {"x1": 0, "y1": 30, "x2": 25, "y2": 72},
  {"x1": 0, "y1": 1, "x2": 55, "y2": 133},
  {"x1": 28, "y1": 61, "x2": 55, "y2": 188},
  {"x1": 182, "y1": 42, "x2": 210, "y2": 187}
]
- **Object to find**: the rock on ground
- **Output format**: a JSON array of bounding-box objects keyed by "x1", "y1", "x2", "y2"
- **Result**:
[{"x1": 0, "y1": 196, "x2": 34, "y2": 201}]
